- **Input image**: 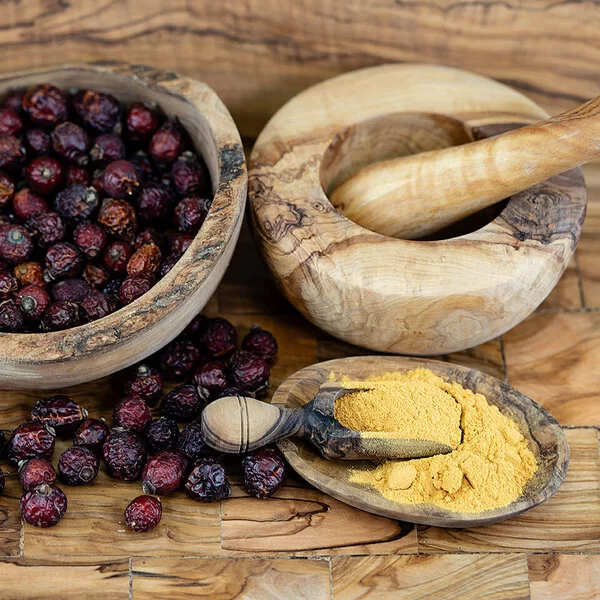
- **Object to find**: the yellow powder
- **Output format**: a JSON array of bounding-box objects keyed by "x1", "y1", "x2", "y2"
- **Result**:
[
  {"x1": 335, "y1": 369, "x2": 538, "y2": 514},
  {"x1": 334, "y1": 380, "x2": 462, "y2": 449}
]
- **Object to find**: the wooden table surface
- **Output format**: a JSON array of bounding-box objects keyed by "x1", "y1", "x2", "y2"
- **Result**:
[{"x1": 0, "y1": 163, "x2": 598, "y2": 599}]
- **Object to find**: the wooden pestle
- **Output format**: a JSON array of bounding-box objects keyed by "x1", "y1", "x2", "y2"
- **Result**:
[{"x1": 330, "y1": 94, "x2": 600, "y2": 239}]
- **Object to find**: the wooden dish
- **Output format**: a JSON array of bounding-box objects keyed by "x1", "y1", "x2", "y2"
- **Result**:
[
  {"x1": 0, "y1": 62, "x2": 247, "y2": 389},
  {"x1": 273, "y1": 355, "x2": 569, "y2": 528},
  {"x1": 248, "y1": 64, "x2": 586, "y2": 355}
]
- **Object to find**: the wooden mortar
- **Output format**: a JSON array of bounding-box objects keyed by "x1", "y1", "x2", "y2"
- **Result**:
[{"x1": 248, "y1": 64, "x2": 586, "y2": 355}]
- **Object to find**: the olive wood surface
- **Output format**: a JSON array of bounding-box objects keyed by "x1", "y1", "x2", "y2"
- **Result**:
[
  {"x1": 249, "y1": 64, "x2": 587, "y2": 356},
  {"x1": 0, "y1": 62, "x2": 247, "y2": 389},
  {"x1": 273, "y1": 355, "x2": 570, "y2": 528}
]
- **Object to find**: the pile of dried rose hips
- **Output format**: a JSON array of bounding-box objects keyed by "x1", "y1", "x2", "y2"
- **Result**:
[
  {"x1": 0, "y1": 83, "x2": 212, "y2": 332},
  {"x1": 0, "y1": 316, "x2": 286, "y2": 531}
]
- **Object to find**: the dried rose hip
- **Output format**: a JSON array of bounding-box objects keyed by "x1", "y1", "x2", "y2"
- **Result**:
[
  {"x1": 242, "y1": 447, "x2": 286, "y2": 498},
  {"x1": 73, "y1": 89, "x2": 121, "y2": 133},
  {"x1": 134, "y1": 227, "x2": 163, "y2": 250},
  {"x1": 102, "y1": 160, "x2": 140, "y2": 198},
  {"x1": 65, "y1": 164, "x2": 90, "y2": 186},
  {"x1": 0, "y1": 299, "x2": 24, "y2": 331},
  {"x1": 130, "y1": 150, "x2": 154, "y2": 181},
  {"x1": 51, "y1": 121, "x2": 89, "y2": 164},
  {"x1": 158, "y1": 339, "x2": 201, "y2": 379},
  {"x1": 124, "y1": 364, "x2": 163, "y2": 406},
  {"x1": 0, "y1": 268, "x2": 18, "y2": 298},
  {"x1": 24, "y1": 128, "x2": 51, "y2": 157},
  {"x1": 0, "y1": 171, "x2": 14, "y2": 207},
  {"x1": 55, "y1": 184, "x2": 99, "y2": 223},
  {"x1": 81, "y1": 290, "x2": 115, "y2": 321},
  {"x1": 161, "y1": 384, "x2": 205, "y2": 422},
  {"x1": 159, "y1": 253, "x2": 180, "y2": 277},
  {"x1": 193, "y1": 361, "x2": 229, "y2": 398},
  {"x1": 98, "y1": 198, "x2": 137, "y2": 241},
  {"x1": 14, "y1": 261, "x2": 44, "y2": 287},
  {"x1": 103, "y1": 428, "x2": 146, "y2": 481},
  {"x1": 25, "y1": 157, "x2": 64, "y2": 196},
  {"x1": 89, "y1": 133, "x2": 125, "y2": 165},
  {"x1": 0, "y1": 108, "x2": 22, "y2": 135},
  {"x1": 171, "y1": 153, "x2": 209, "y2": 195},
  {"x1": 73, "y1": 222, "x2": 107, "y2": 259},
  {"x1": 173, "y1": 197, "x2": 208, "y2": 234},
  {"x1": 149, "y1": 120, "x2": 183, "y2": 164},
  {"x1": 119, "y1": 275, "x2": 152, "y2": 305},
  {"x1": 73, "y1": 418, "x2": 109, "y2": 454},
  {"x1": 31, "y1": 395, "x2": 88, "y2": 437},
  {"x1": 40, "y1": 300, "x2": 81, "y2": 331},
  {"x1": 229, "y1": 351, "x2": 270, "y2": 395},
  {"x1": 142, "y1": 450, "x2": 187, "y2": 495},
  {"x1": 83, "y1": 263, "x2": 110, "y2": 289},
  {"x1": 167, "y1": 232, "x2": 194, "y2": 256},
  {"x1": 2, "y1": 90, "x2": 24, "y2": 113},
  {"x1": 8, "y1": 421, "x2": 55, "y2": 464},
  {"x1": 20, "y1": 483, "x2": 67, "y2": 528},
  {"x1": 22, "y1": 84, "x2": 68, "y2": 127},
  {"x1": 125, "y1": 103, "x2": 159, "y2": 141},
  {"x1": 17, "y1": 285, "x2": 50, "y2": 321},
  {"x1": 45, "y1": 242, "x2": 84, "y2": 280},
  {"x1": 136, "y1": 182, "x2": 172, "y2": 222},
  {"x1": 51, "y1": 278, "x2": 91, "y2": 302},
  {"x1": 124, "y1": 495, "x2": 162, "y2": 532},
  {"x1": 102, "y1": 240, "x2": 133, "y2": 273},
  {"x1": 113, "y1": 395, "x2": 152, "y2": 433},
  {"x1": 145, "y1": 417, "x2": 179, "y2": 455},
  {"x1": 241, "y1": 326, "x2": 278, "y2": 363},
  {"x1": 0, "y1": 224, "x2": 34, "y2": 263},
  {"x1": 13, "y1": 188, "x2": 49, "y2": 220},
  {"x1": 19, "y1": 457, "x2": 56, "y2": 490},
  {"x1": 0, "y1": 134, "x2": 26, "y2": 170},
  {"x1": 126, "y1": 243, "x2": 161, "y2": 278},
  {"x1": 200, "y1": 318, "x2": 238, "y2": 357},
  {"x1": 185, "y1": 457, "x2": 231, "y2": 502},
  {"x1": 58, "y1": 446, "x2": 99, "y2": 485},
  {"x1": 25, "y1": 211, "x2": 66, "y2": 247}
]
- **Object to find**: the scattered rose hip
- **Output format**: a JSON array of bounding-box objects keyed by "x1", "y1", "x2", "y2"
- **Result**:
[
  {"x1": 124, "y1": 495, "x2": 162, "y2": 532},
  {"x1": 0, "y1": 84, "x2": 212, "y2": 333}
]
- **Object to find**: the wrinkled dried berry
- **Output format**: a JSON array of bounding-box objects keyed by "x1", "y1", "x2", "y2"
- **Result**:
[
  {"x1": 241, "y1": 326, "x2": 278, "y2": 363},
  {"x1": 125, "y1": 103, "x2": 159, "y2": 141},
  {"x1": 173, "y1": 197, "x2": 208, "y2": 234},
  {"x1": 103, "y1": 428, "x2": 146, "y2": 481},
  {"x1": 0, "y1": 268, "x2": 18, "y2": 298},
  {"x1": 119, "y1": 275, "x2": 152, "y2": 305},
  {"x1": 73, "y1": 222, "x2": 107, "y2": 259},
  {"x1": 0, "y1": 171, "x2": 14, "y2": 207},
  {"x1": 136, "y1": 182, "x2": 172, "y2": 222},
  {"x1": 13, "y1": 188, "x2": 49, "y2": 220},
  {"x1": 20, "y1": 483, "x2": 67, "y2": 528},
  {"x1": 31, "y1": 395, "x2": 87, "y2": 437},
  {"x1": 185, "y1": 457, "x2": 231, "y2": 502},
  {"x1": 89, "y1": 133, "x2": 125, "y2": 165},
  {"x1": 242, "y1": 447, "x2": 286, "y2": 498},
  {"x1": 25, "y1": 211, "x2": 66, "y2": 247},
  {"x1": 83, "y1": 263, "x2": 110, "y2": 289},
  {"x1": 158, "y1": 339, "x2": 201, "y2": 379},
  {"x1": 124, "y1": 364, "x2": 163, "y2": 406},
  {"x1": 25, "y1": 157, "x2": 64, "y2": 196},
  {"x1": 8, "y1": 421, "x2": 55, "y2": 464},
  {"x1": 134, "y1": 227, "x2": 163, "y2": 250},
  {"x1": 40, "y1": 300, "x2": 81, "y2": 331},
  {"x1": 167, "y1": 232, "x2": 194, "y2": 256},
  {"x1": 98, "y1": 198, "x2": 137, "y2": 241},
  {"x1": 55, "y1": 184, "x2": 99, "y2": 223},
  {"x1": 58, "y1": 446, "x2": 99, "y2": 485},
  {"x1": 161, "y1": 384, "x2": 205, "y2": 422},
  {"x1": 200, "y1": 318, "x2": 237, "y2": 358},
  {"x1": 176, "y1": 421, "x2": 208, "y2": 462},
  {"x1": 65, "y1": 164, "x2": 90, "y2": 186},
  {"x1": 0, "y1": 108, "x2": 22, "y2": 135},
  {"x1": 45, "y1": 242, "x2": 84, "y2": 280},
  {"x1": 73, "y1": 418, "x2": 109, "y2": 454},
  {"x1": 113, "y1": 395, "x2": 152, "y2": 432},
  {"x1": 73, "y1": 89, "x2": 121, "y2": 133},
  {"x1": 171, "y1": 153, "x2": 209, "y2": 196},
  {"x1": 0, "y1": 298, "x2": 24, "y2": 331},
  {"x1": 159, "y1": 253, "x2": 180, "y2": 277},
  {"x1": 24, "y1": 128, "x2": 51, "y2": 157},
  {"x1": 229, "y1": 350, "x2": 270, "y2": 395},
  {"x1": 22, "y1": 84, "x2": 68, "y2": 127},
  {"x1": 193, "y1": 361, "x2": 229, "y2": 397},
  {"x1": 102, "y1": 277, "x2": 123, "y2": 302},
  {"x1": 145, "y1": 417, "x2": 179, "y2": 455},
  {"x1": 102, "y1": 160, "x2": 140, "y2": 198},
  {"x1": 19, "y1": 457, "x2": 56, "y2": 490},
  {"x1": 126, "y1": 242, "x2": 160, "y2": 278},
  {"x1": 2, "y1": 90, "x2": 24, "y2": 113},
  {"x1": 0, "y1": 134, "x2": 26, "y2": 170},
  {"x1": 0, "y1": 225, "x2": 33, "y2": 264},
  {"x1": 102, "y1": 240, "x2": 133, "y2": 273},
  {"x1": 81, "y1": 289, "x2": 115, "y2": 321},
  {"x1": 51, "y1": 278, "x2": 91, "y2": 302},
  {"x1": 149, "y1": 120, "x2": 183, "y2": 164},
  {"x1": 51, "y1": 122, "x2": 89, "y2": 164},
  {"x1": 142, "y1": 450, "x2": 187, "y2": 495},
  {"x1": 124, "y1": 495, "x2": 161, "y2": 532},
  {"x1": 17, "y1": 285, "x2": 50, "y2": 321},
  {"x1": 14, "y1": 261, "x2": 44, "y2": 287}
]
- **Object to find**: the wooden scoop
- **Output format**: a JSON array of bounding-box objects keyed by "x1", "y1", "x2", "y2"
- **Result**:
[
  {"x1": 201, "y1": 383, "x2": 454, "y2": 460},
  {"x1": 330, "y1": 94, "x2": 600, "y2": 239}
]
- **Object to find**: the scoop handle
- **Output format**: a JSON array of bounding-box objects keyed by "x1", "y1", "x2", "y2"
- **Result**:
[
  {"x1": 330, "y1": 93, "x2": 600, "y2": 239},
  {"x1": 200, "y1": 396, "x2": 306, "y2": 454}
]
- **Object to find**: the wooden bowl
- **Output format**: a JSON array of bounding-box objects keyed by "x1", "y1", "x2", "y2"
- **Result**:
[
  {"x1": 0, "y1": 62, "x2": 247, "y2": 389},
  {"x1": 248, "y1": 64, "x2": 586, "y2": 355}
]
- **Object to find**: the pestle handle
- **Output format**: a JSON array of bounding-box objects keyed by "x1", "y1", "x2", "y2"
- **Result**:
[
  {"x1": 200, "y1": 396, "x2": 306, "y2": 454},
  {"x1": 330, "y1": 93, "x2": 600, "y2": 239}
]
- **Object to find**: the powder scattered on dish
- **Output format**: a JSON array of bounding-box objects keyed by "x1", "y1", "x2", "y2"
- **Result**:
[{"x1": 332, "y1": 369, "x2": 538, "y2": 513}]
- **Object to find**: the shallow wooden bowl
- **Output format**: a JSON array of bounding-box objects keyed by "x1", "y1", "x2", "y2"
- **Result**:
[
  {"x1": 248, "y1": 64, "x2": 586, "y2": 355},
  {"x1": 274, "y1": 356, "x2": 570, "y2": 528},
  {"x1": 0, "y1": 62, "x2": 247, "y2": 389}
]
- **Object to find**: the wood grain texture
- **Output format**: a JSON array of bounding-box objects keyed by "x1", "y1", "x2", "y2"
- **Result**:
[
  {"x1": 529, "y1": 554, "x2": 600, "y2": 600},
  {"x1": 332, "y1": 554, "x2": 529, "y2": 600},
  {"x1": 132, "y1": 557, "x2": 331, "y2": 600}
]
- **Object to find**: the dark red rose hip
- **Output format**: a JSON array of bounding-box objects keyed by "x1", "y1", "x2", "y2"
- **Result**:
[
  {"x1": 65, "y1": 164, "x2": 90, "y2": 186},
  {"x1": 176, "y1": 421, "x2": 208, "y2": 462},
  {"x1": 51, "y1": 278, "x2": 91, "y2": 302},
  {"x1": 24, "y1": 128, "x2": 51, "y2": 157},
  {"x1": 103, "y1": 428, "x2": 146, "y2": 481},
  {"x1": 193, "y1": 361, "x2": 229, "y2": 398},
  {"x1": 161, "y1": 384, "x2": 205, "y2": 422},
  {"x1": 103, "y1": 240, "x2": 133, "y2": 273},
  {"x1": 81, "y1": 290, "x2": 116, "y2": 321},
  {"x1": 13, "y1": 188, "x2": 49, "y2": 220},
  {"x1": 125, "y1": 104, "x2": 159, "y2": 141},
  {"x1": 142, "y1": 450, "x2": 187, "y2": 495},
  {"x1": 83, "y1": 263, "x2": 110, "y2": 289},
  {"x1": 185, "y1": 457, "x2": 231, "y2": 502},
  {"x1": 45, "y1": 242, "x2": 84, "y2": 281},
  {"x1": 73, "y1": 89, "x2": 121, "y2": 133},
  {"x1": 241, "y1": 326, "x2": 278, "y2": 363},
  {"x1": 0, "y1": 225, "x2": 34, "y2": 264},
  {"x1": 18, "y1": 457, "x2": 56, "y2": 491},
  {"x1": 0, "y1": 108, "x2": 22, "y2": 135},
  {"x1": 158, "y1": 339, "x2": 201, "y2": 379},
  {"x1": 89, "y1": 133, "x2": 125, "y2": 165},
  {"x1": 17, "y1": 285, "x2": 50, "y2": 322},
  {"x1": 123, "y1": 364, "x2": 163, "y2": 406},
  {"x1": 102, "y1": 160, "x2": 140, "y2": 198},
  {"x1": 51, "y1": 122, "x2": 89, "y2": 164},
  {"x1": 0, "y1": 268, "x2": 18, "y2": 298},
  {"x1": 200, "y1": 318, "x2": 238, "y2": 357},
  {"x1": 98, "y1": 198, "x2": 137, "y2": 241},
  {"x1": 20, "y1": 483, "x2": 67, "y2": 528},
  {"x1": 22, "y1": 84, "x2": 68, "y2": 127},
  {"x1": 25, "y1": 158, "x2": 64, "y2": 196},
  {"x1": 173, "y1": 197, "x2": 208, "y2": 234},
  {"x1": 31, "y1": 395, "x2": 88, "y2": 437},
  {"x1": 0, "y1": 134, "x2": 26, "y2": 170},
  {"x1": 58, "y1": 446, "x2": 99, "y2": 485},
  {"x1": 73, "y1": 222, "x2": 107, "y2": 259},
  {"x1": 55, "y1": 184, "x2": 99, "y2": 223},
  {"x1": 136, "y1": 182, "x2": 172, "y2": 222},
  {"x1": 126, "y1": 243, "x2": 161, "y2": 278},
  {"x1": 145, "y1": 417, "x2": 180, "y2": 455},
  {"x1": 242, "y1": 447, "x2": 286, "y2": 498},
  {"x1": 124, "y1": 495, "x2": 162, "y2": 532},
  {"x1": 149, "y1": 120, "x2": 183, "y2": 164},
  {"x1": 119, "y1": 275, "x2": 152, "y2": 305},
  {"x1": 229, "y1": 350, "x2": 271, "y2": 395},
  {"x1": 25, "y1": 211, "x2": 66, "y2": 248},
  {"x1": 8, "y1": 421, "x2": 55, "y2": 464},
  {"x1": 73, "y1": 418, "x2": 110, "y2": 454},
  {"x1": 40, "y1": 300, "x2": 81, "y2": 331},
  {"x1": 0, "y1": 299, "x2": 24, "y2": 332},
  {"x1": 171, "y1": 153, "x2": 208, "y2": 196},
  {"x1": 112, "y1": 395, "x2": 152, "y2": 432}
]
